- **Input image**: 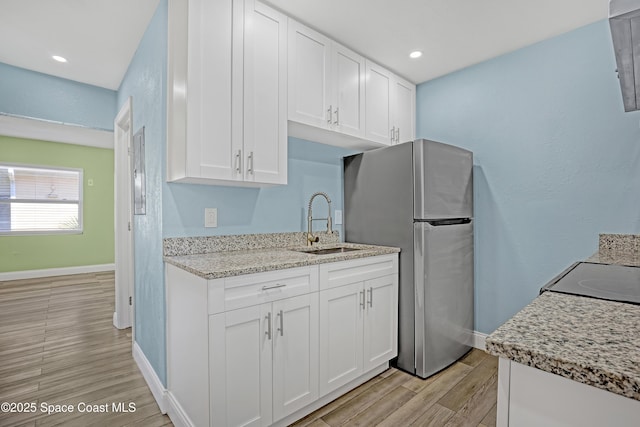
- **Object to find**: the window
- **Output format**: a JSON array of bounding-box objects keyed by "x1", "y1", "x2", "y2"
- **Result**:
[{"x1": 0, "y1": 163, "x2": 83, "y2": 235}]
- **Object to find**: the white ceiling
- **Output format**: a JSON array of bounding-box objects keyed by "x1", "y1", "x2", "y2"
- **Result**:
[
  {"x1": 266, "y1": 0, "x2": 610, "y2": 84},
  {"x1": 0, "y1": 0, "x2": 160, "y2": 90},
  {"x1": 0, "y1": 0, "x2": 610, "y2": 90}
]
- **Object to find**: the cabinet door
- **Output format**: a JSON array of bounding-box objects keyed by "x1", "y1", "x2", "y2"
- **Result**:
[
  {"x1": 332, "y1": 43, "x2": 365, "y2": 138},
  {"x1": 168, "y1": 0, "x2": 239, "y2": 182},
  {"x1": 363, "y1": 274, "x2": 398, "y2": 372},
  {"x1": 365, "y1": 60, "x2": 393, "y2": 146},
  {"x1": 243, "y1": 0, "x2": 288, "y2": 185},
  {"x1": 288, "y1": 20, "x2": 332, "y2": 129},
  {"x1": 186, "y1": 0, "x2": 238, "y2": 181},
  {"x1": 210, "y1": 305, "x2": 273, "y2": 427},
  {"x1": 391, "y1": 75, "x2": 415, "y2": 144},
  {"x1": 272, "y1": 294, "x2": 319, "y2": 421},
  {"x1": 319, "y1": 282, "x2": 364, "y2": 396}
]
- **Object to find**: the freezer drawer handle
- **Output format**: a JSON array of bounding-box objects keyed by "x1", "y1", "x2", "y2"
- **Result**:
[{"x1": 426, "y1": 218, "x2": 471, "y2": 226}]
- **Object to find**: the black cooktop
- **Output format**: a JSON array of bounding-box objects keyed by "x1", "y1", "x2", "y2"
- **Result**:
[{"x1": 540, "y1": 262, "x2": 640, "y2": 305}]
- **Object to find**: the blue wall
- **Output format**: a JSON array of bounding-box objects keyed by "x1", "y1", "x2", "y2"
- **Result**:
[
  {"x1": 0, "y1": 62, "x2": 116, "y2": 130},
  {"x1": 163, "y1": 138, "x2": 357, "y2": 237},
  {"x1": 116, "y1": 0, "x2": 168, "y2": 385},
  {"x1": 416, "y1": 20, "x2": 640, "y2": 334}
]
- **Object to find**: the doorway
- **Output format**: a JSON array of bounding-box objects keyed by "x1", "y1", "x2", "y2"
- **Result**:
[{"x1": 113, "y1": 97, "x2": 134, "y2": 332}]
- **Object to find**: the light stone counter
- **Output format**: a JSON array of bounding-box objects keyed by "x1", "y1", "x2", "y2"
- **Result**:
[
  {"x1": 485, "y1": 291, "x2": 640, "y2": 401},
  {"x1": 486, "y1": 233, "x2": 640, "y2": 402},
  {"x1": 163, "y1": 232, "x2": 400, "y2": 279}
]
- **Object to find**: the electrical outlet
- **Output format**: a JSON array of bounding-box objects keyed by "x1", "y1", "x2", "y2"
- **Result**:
[
  {"x1": 205, "y1": 208, "x2": 218, "y2": 228},
  {"x1": 334, "y1": 209, "x2": 343, "y2": 225}
]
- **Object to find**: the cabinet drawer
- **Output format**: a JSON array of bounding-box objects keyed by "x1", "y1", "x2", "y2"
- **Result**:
[
  {"x1": 223, "y1": 266, "x2": 319, "y2": 311},
  {"x1": 319, "y1": 254, "x2": 398, "y2": 290}
]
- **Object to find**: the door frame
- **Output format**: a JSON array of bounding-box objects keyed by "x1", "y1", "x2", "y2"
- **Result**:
[{"x1": 113, "y1": 97, "x2": 134, "y2": 333}]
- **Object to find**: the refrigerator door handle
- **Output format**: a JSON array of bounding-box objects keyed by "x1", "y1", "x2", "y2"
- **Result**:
[{"x1": 414, "y1": 227, "x2": 425, "y2": 309}]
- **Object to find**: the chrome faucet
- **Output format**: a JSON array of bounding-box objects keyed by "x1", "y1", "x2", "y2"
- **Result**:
[{"x1": 307, "y1": 192, "x2": 333, "y2": 246}]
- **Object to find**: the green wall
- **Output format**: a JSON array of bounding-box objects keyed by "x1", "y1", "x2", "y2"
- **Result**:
[{"x1": 0, "y1": 135, "x2": 114, "y2": 272}]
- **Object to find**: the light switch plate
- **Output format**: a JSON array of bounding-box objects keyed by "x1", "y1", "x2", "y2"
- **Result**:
[
  {"x1": 335, "y1": 209, "x2": 343, "y2": 225},
  {"x1": 205, "y1": 208, "x2": 218, "y2": 228}
]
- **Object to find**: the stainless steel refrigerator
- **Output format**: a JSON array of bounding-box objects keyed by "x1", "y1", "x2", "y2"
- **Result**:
[{"x1": 343, "y1": 139, "x2": 474, "y2": 378}]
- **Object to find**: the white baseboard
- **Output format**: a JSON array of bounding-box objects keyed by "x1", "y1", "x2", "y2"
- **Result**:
[
  {"x1": 0, "y1": 263, "x2": 115, "y2": 282},
  {"x1": 472, "y1": 330, "x2": 488, "y2": 351},
  {"x1": 166, "y1": 391, "x2": 196, "y2": 427},
  {"x1": 133, "y1": 342, "x2": 168, "y2": 414}
]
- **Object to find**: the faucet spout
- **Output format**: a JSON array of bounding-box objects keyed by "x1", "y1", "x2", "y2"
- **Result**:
[{"x1": 307, "y1": 192, "x2": 333, "y2": 246}]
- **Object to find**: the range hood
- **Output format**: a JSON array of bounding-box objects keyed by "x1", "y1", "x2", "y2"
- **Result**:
[{"x1": 610, "y1": 0, "x2": 640, "y2": 111}]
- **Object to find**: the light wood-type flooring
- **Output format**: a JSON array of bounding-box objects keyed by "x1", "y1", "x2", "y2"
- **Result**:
[
  {"x1": 0, "y1": 271, "x2": 496, "y2": 427},
  {"x1": 293, "y1": 349, "x2": 498, "y2": 427},
  {"x1": 0, "y1": 271, "x2": 172, "y2": 427}
]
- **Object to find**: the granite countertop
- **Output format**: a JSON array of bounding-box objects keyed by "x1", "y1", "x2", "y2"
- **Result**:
[
  {"x1": 486, "y1": 292, "x2": 640, "y2": 401},
  {"x1": 164, "y1": 241, "x2": 400, "y2": 280},
  {"x1": 486, "y1": 233, "x2": 640, "y2": 401}
]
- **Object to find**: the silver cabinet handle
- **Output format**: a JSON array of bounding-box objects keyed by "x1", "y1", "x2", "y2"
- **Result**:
[
  {"x1": 247, "y1": 151, "x2": 254, "y2": 175},
  {"x1": 367, "y1": 287, "x2": 373, "y2": 308},
  {"x1": 334, "y1": 108, "x2": 339, "y2": 125},
  {"x1": 235, "y1": 150, "x2": 242, "y2": 173},
  {"x1": 395, "y1": 128, "x2": 400, "y2": 144},
  {"x1": 360, "y1": 290, "x2": 365, "y2": 310},
  {"x1": 265, "y1": 312, "x2": 272, "y2": 340},
  {"x1": 390, "y1": 126, "x2": 396, "y2": 143},
  {"x1": 277, "y1": 310, "x2": 284, "y2": 336},
  {"x1": 262, "y1": 283, "x2": 286, "y2": 291},
  {"x1": 327, "y1": 105, "x2": 333, "y2": 124}
]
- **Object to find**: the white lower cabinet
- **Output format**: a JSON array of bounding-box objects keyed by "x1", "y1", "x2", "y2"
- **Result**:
[
  {"x1": 319, "y1": 282, "x2": 363, "y2": 395},
  {"x1": 319, "y1": 273, "x2": 398, "y2": 396},
  {"x1": 496, "y1": 358, "x2": 640, "y2": 427},
  {"x1": 166, "y1": 253, "x2": 398, "y2": 427},
  {"x1": 210, "y1": 293, "x2": 319, "y2": 426},
  {"x1": 363, "y1": 275, "x2": 398, "y2": 371}
]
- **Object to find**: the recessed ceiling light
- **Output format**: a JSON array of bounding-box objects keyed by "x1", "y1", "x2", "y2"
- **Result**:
[
  {"x1": 409, "y1": 51, "x2": 423, "y2": 59},
  {"x1": 52, "y1": 55, "x2": 67, "y2": 63}
]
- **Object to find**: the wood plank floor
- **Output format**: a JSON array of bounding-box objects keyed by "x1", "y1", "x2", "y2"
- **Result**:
[
  {"x1": 0, "y1": 272, "x2": 172, "y2": 427},
  {"x1": 292, "y1": 349, "x2": 498, "y2": 427},
  {"x1": 1, "y1": 271, "x2": 496, "y2": 427}
]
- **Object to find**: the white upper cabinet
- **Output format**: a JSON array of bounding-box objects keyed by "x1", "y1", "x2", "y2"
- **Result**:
[
  {"x1": 288, "y1": 21, "x2": 332, "y2": 129},
  {"x1": 364, "y1": 60, "x2": 393, "y2": 146},
  {"x1": 288, "y1": 19, "x2": 413, "y2": 150},
  {"x1": 167, "y1": 0, "x2": 287, "y2": 186},
  {"x1": 332, "y1": 44, "x2": 366, "y2": 138},
  {"x1": 288, "y1": 21, "x2": 365, "y2": 139},
  {"x1": 391, "y1": 75, "x2": 416, "y2": 145},
  {"x1": 288, "y1": 20, "x2": 370, "y2": 149},
  {"x1": 365, "y1": 60, "x2": 416, "y2": 146},
  {"x1": 243, "y1": 0, "x2": 288, "y2": 185}
]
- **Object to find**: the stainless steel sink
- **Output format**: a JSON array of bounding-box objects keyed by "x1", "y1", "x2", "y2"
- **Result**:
[{"x1": 295, "y1": 247, "x2": 362, "y2": 256}]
